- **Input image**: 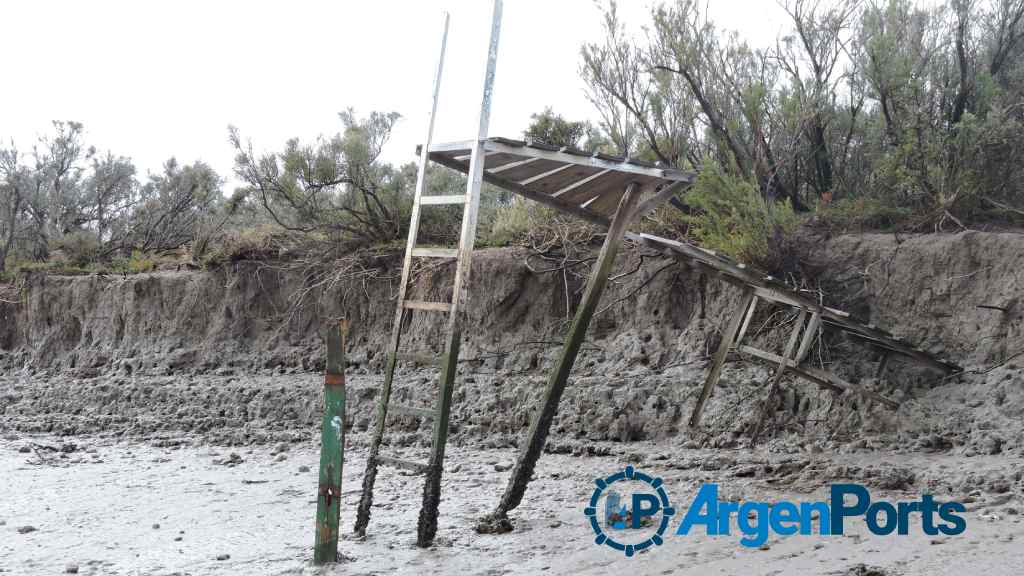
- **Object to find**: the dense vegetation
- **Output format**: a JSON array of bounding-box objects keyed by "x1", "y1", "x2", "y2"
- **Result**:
[{"x1": 1, "y1": 0, "x2": 1021, "y2": 278}]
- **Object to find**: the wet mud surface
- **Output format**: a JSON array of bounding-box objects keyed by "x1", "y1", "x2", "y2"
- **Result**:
[{"x1": 3, "y1": 435, "x2": 1023, "y2": 575}]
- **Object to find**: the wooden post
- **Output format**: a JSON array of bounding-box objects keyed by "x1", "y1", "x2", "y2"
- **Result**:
[
  {"x1": 750, "y1": 310, "x2": 806, "y2": 446},
  {"x1": 486, "y1": 182, "x2": 642, "y2": 522},
  {"x1": 689, "y1": 288, "x2": 756, "y2": 428},
  {"x1": 314, "y1": 319, "x2": 347, "y2": 564}
]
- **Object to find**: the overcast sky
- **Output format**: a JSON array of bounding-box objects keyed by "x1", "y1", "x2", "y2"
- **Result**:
[{"x1": 1, "y1": 0, "x2": 789, "y2": 188}]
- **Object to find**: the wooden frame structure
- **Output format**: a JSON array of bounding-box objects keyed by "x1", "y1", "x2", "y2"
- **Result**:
[{"x1": 637, "y1": 234, "x2": 961, "y2": 443}]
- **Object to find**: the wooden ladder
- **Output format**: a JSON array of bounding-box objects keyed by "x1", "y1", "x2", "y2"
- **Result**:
[{"x1": 354, "y1": 2, "x2": 502, "y2": 548}]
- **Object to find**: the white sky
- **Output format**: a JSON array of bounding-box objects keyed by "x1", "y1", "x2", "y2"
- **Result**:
[{"x1": 1, "y1": 0, "x2": 789, "y2": 188}]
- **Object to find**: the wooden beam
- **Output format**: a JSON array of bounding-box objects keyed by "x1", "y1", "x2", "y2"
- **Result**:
[
  {"x1": 689, "y1": 288, "x2": 756, "y2": 428},
  {"x1": 488, "y1": 182, "x2": 642, "y2": 521},
  {"x1": 738, "y1": 345, "x2": 900, "y2": 409},
  {"x1": 489, "y1": 156, "x2": 540, "y2": 174},
  {"x1": 750, "y1": 310, "x2": 807, "y2": 446},
  {"x1": 630, "y1": 180, "x2": 690, "y2": 221},
  {"x1": 550, "y1": 168, "x2": 611, "y2": 198},
  {"x1": 314, "y1": 319, "x2": 347, "y2": 564},
  {"x1": 734, "y1": 295, "x2": 759, "y2": 345},
  {"x1": 795, "y1": 311, "x2": 822, "y2": 364},
  {"x1": 517, "y1": 163, "x2": 574, "y2": 186}
]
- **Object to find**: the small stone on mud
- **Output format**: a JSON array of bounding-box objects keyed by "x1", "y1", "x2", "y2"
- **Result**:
[
  {"x1": 17, "y1": 446, "x2": 30, "y2": 453},
  {"x1": 65, "y1": 564, "x2": 78, "y2": 574},
  {"x1": 174, "y1": 536, "x2": 182, "y2": 542},
  {"x1": 215, "y1": 554, "x2": 230, "y2": 561},
  {"x1": 152, "y1": 523, "x2": 160, "y2": 529},
  {"x1": 298, "y1": 465, "x2": 310, "y2": 473},
  {"x1": 275, "y1": 453, "x2": 287, "y2": 462},
  {"x1": 17, "y1": 525, "x2": 37, "y2": 534},
  {"x1": 548, "y1": 520, "x2": 562, "y2": 528},
  {"x1": 494, "y1": 461, "x2": 512, "y2": 472}
]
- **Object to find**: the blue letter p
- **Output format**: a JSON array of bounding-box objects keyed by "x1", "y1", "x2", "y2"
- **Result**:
[{"x1": 632, "y1": 493, "x2": 661, "y2": 528}]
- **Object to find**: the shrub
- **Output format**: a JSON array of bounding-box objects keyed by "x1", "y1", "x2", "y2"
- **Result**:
[
  {"x1": 682, "y1": 164, "x2": 799, "y2": 272},
  {"x1": 126, "y1": 250, "x2": 156, "y2": 273}
]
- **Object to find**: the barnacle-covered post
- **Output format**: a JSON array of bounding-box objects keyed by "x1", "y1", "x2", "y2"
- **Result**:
[{"x1": 314, "y1": 319, "x2": 347, "y2": 564}]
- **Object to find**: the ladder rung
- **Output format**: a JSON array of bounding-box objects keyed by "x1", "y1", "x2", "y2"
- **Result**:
[
  {"x1": 376, "y1": 456, "x2": 428, "y2": 474},
  {"x1": 396, "y1": 351, "x2": 441, "y2": 366},
  {"x1": 420, "y1": 195, "x2": 466, "y2": 205},
  {"x1": 403, "y1": 300, "x2": 452, "y2": 312},
  {"x1": 411, "y1": 247, "x2": 458, "y2": 258},
  {"x1": 390, "y1": 404, "x2": 435, "y2": 419}
]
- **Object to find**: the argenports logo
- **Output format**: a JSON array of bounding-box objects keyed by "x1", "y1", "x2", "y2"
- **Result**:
[
  {"x1": 585, "y1": 466, "x2": 675, "y2": 556},
  {"x1": 585, "y1": 468, "x2": 967, "y2": 555}
]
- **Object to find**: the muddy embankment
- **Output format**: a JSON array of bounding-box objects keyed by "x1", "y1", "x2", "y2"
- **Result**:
[{"x1": 0, "y1": 231, "x2": 1022, "y2": 455}]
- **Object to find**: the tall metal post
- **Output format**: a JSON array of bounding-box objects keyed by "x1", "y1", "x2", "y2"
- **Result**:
[{"x1": 314, "y1": 319, "x2": 347, "y2": 564}]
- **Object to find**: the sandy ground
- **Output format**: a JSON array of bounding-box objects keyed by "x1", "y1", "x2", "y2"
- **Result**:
[{"x1": 2, "y1": 434, "x2": 1023, "y2": 576}]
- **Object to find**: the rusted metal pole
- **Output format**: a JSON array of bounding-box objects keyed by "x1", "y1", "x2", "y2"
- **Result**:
[
  {"x1": 314, "y1": 319, "x2": 347, "y2": 564},
  {"x1": 484, "y1": 182, "x2": 642, "y2": 524}
]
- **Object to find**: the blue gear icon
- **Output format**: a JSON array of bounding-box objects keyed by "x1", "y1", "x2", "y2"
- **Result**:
[{"x1": 584, "y1": 465, "x2": 675, "y2": 557}]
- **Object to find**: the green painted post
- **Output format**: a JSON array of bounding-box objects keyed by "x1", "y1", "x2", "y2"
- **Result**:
[{"x1": 314, "y1": 319, "x2": 347, "y2": 564}]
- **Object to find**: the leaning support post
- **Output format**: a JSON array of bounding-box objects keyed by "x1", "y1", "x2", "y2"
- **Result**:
[
  {"x1": 314, "y1": 319, "x2": 347, "y2": 564},
  {"x1": 484, "y1": 182, "x2": 642, "y2": 524},
  {"x1": 689, "y1": 288, "x2": 756, "y2": 428},
  {"x1": 750, "y1": 310, "x2": 807, "y2": 446}
]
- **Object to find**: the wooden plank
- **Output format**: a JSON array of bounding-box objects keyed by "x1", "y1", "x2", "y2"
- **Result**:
[
  {"x1": 689, "y1": 288, "x2": 756, "y2": 428},
  {"x1": 738, "y1": 345, "x2": 900, "y2": 409},
  {"x1": 411, "y1": 247, "x2": 458, "y2": 258},
  {"x1": 550, "y1": 168, "x2": 611, "y2": 198},
  {"x1": 489, "y1": 182, "x2": 642, "y2": 521},
  {"x1": 517, "y1": 163, "x2": 574, "y2": 186},
  {"x1": 420, "y1": 195, "x2": 465, "y2": 205},
  {"x1": 795, "y1": 311, "x2": 822, "y2": 364},
  {"x1": 314, "y1": 319, "x2": 347, "y2": 564},
  {"x1": 489, "y1": 158, "x2": 561, "y2": 182},
  {"x1": 630, "y1": 181, "x2": 690, "y2": 221},
  {"x1": 734, "y1": 296, "x2": 759, "y2": 344},
  {"x1": 489, "y1": 156, "x2": 540, "y2": 174},
  {"x1": 750, "y1": 310, "x2": 807, "y2": 446},
  {"x1": 403, "y1": 300, "x2": 452, "y2": 312},
  {"x1": 355, "y1": 12, "x2": 450, "y2": 539}
]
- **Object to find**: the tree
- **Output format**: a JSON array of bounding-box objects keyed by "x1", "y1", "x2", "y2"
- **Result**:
[
  {"x1": 231, "y1": 110, "x2": 408, "y2": 244},
  {"x1": 129, "y1": 159, "x2": 222, "y2": 253}
]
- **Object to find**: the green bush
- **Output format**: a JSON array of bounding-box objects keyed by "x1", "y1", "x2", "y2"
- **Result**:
[
  {"x1": 682, "y1": 164, "x2": 799, "y2": 271},
  {"x1": 126, "y1": 250, "x2": 156, "y2": 273}
]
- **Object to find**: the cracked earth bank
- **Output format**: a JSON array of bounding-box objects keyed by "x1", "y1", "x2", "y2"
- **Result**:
[{"x1": 2, "y1": 231, "x2": 1024, "y2": 574}]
